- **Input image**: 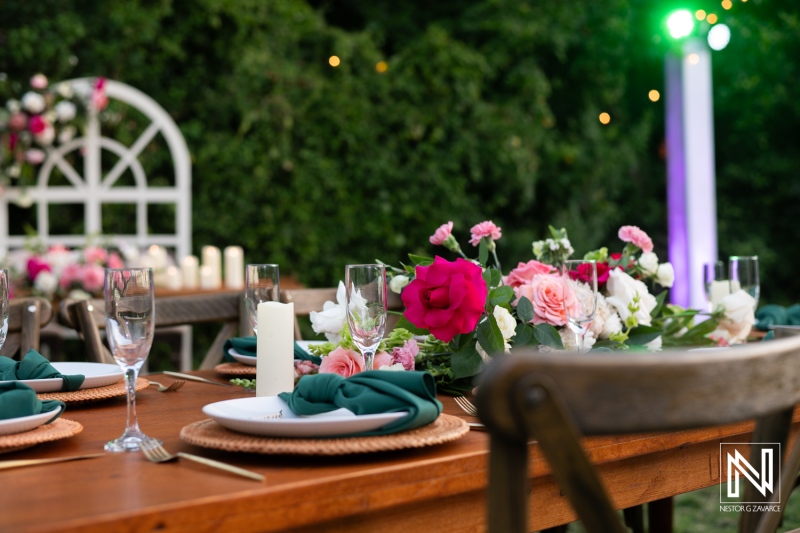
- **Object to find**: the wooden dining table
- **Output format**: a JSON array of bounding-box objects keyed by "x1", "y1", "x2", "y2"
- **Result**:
[{"x1": 2, "y1": 370, "x2": 788, "y2": 533}]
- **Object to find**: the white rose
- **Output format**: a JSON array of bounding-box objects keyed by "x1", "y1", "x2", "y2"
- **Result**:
[
  {"x1": 714, "y1": 290, "x2": 755, "y2": 344},
  {"x1": 605, "y1": 269, "x2": 657, "y2": 327},
  {"x1": 638, "y1": 252, "x2": 659, "y2": 276},
  {"x1": 33, "y1": 271, "x2": 58, "y2": 295},
  {"x1": 389, "y1": 275, "x2": 409, "y2": 294},
  {"x1": 656, "y1": 262, "x2": 675, "y2": 288},
  {"x1": 644, "y1": 335, "x2": 663, "y2": 352},
  {"x1": 21, "y1": 92, "x2": 46, "y2": 114},
  {"x1": 590, "y1": 293, "x2": 623, "y2": 339},
  {"x1": 559, "y1": 328, "x2": 596, "y2": 352},
  {"x1": 55, "y1": 100, "x2": 77, "y2": 122},
  {"x1": 492, "y1": 305, "x2": 517, "y2": 341},
  {"x1": 310, "y1": 281, "x2": 347, "y2": 343},
  {"x1": 378, "y1": 363, "x2": 406, "y2": 371}
]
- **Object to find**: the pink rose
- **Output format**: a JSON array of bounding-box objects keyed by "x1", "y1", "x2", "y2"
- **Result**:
[
  {"x1": 319, "y1": 347, "x2": 365, "y2": 377},
  {"x1": 8, "y1": 112, "x2": 27, "y2": 131},
  {"x1": 391, "y1": 338, "x2": 419, "y2": 370},
  {"x1": 25, "y1": 149, "x2": 46, "y2": 165},
  {"x1": 84, "y1": 246, "x2": 108, "y2": 265},
  {"x1": 27, "y1": 257, "x2": 52, "y2": 283},
  {"x1": 429, "y1": 221, "x2": 454, "y2": 246},
  {"x1": 294, "y1": 360, "x2": 319, "y2": 378},
  {"x1": 402, "y1": 256, "x2": 487, "y2": 343},
  {"x1": 469, "y1": 220, "x2": 502, "y2": 247},
  {"x1": 372, "y1": 351, "x2": 393, "y2": 370},
  {"x1": 107, "y1": 252, "x2": 125, "y2": 268},
  {"x1": 80, "y1": 264, "x2": 106, "y2": 293},
  {"x1": 506, "y1": 260, "x2": 555, "y2": 288},
  {"x1": 30, "y1": 74, "x2": 48, "y2": 89},
  {"x1": 618, "y1": 225, "x2": 654, "y2": 253},
  {"x1": 513, "y1": 275, "x2": 577, "y2": 327},
  {"x1": 92, "y1": 77, "x2": 108, "y2": 111},
  {"x1": 59, "y1": 263, "x2": 82, "y2": 289},
  {"x1": 28, "y1": 115, "x2": 47, "y2": 135}
]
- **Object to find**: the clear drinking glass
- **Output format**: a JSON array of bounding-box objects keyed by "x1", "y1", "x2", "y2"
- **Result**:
[
  {"x1": 345, "y1": 264, "x2": 387, "y2": 371},
  {"x1": 703, "y1": 260, "x2": 728, "y2": 311},
  {"x1": 245, "y1": 264, "x2": 280, "y2": 334},
  {"x1": 104, "y1": 268, "x2": 157, "y2": 452},
  {"x1": 0, "y1": 269, "x2": 8, "y2": 352},
  {"x1": 729, "y1": 255, "x2": 760, "y2": 309},
  {"x1": 562, "y1": 260, "x2": 597, "y2": 353}
]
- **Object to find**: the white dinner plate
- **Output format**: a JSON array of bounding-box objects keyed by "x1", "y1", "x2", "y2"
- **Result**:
[
  {"x1": 0, "y1": 406, "x2": 63, "y2": 437},
  {"x1": 0, "y1": 362, "x2": 124, "y2": 393},
  {"x1": 228, "y1": 341, "x2": 326, "y2": 367},
  {"x1": 203, "y1": 396, "x2": 407, "y2": 437}
]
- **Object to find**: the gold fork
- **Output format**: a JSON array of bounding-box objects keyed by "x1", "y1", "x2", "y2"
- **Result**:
[
  {"x1": 148, "y1": 380, "x2": 186, "y2": 393},
  {"x1": 140, "y1": 439, "x2": 264, "y2": 482},
  {"x1": 454, "y1": 396, "x2": 478, "y2": 417}
]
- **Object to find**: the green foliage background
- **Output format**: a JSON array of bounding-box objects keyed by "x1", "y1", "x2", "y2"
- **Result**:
[{"x1": 1, "y1": 0, "x2": 798, "y2": 304}]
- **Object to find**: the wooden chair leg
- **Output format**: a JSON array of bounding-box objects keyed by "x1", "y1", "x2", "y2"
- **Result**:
[
  {"x1": 541, "y1": 526, "x2": 569, "y2": 532},
  {"x1": 623, "y1": 504, "x2": 645, "y2": 533},
  {"x1": 487, "y1": 433, "x2": 528, "y2": 533},
  {"x1": 648, "y1": 497, "x2": 674, "y2": 533}
]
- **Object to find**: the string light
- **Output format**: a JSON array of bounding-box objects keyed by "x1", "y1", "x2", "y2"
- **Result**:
[
  {"x1": 599, "y1": 113, "x2": 611, "y2": 125},
  {"x1": 722, "y1": 0, "x2": 732, "y2": 9},
  {"x1": 695, "y1": 10, "x2": 706, "y2": 20},
  {"x1": 328, "y1": 56, "x2": 341, "y2": 67},
  {"x1": 375, "y1": 61, "x2": 388, "y2": 73},
  {"x1": 687, "y1": 53, "x2": 700, "y2": 65},
  {"x1": 649, "y1": 90, "x2": 661, "y2": 102},
  {"x1": 707, "y1": 13, "x2": 718, "y2": 24}
]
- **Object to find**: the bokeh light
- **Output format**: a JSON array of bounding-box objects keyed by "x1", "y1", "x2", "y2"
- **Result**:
[
  {"x1": 599, "y1": 113, "x2": 611, "y2": 124},
  {"x1": 667, "y1": 10, "x2": 694, "y2": 39},
  {"x1": 695, "y1": 10, "x2": 706, "y2": 20},
  {"x1": 687, "y1": 53, "x2": 700, "y2": 65},
  {"x1": 329, "y1": 56, "x2": 341, "y2": 67},
  {"x1": 708, "y1": 23, "x2": 731, "y2": 50},
  {"x1": 649, "y1": 90, "x2": 661, "y2": 102},
  {"x1": 375, "y1": 61, "x2": 388, "y2": 73},
  {"x1": 722, "y1": 0, "x2": 733, "y2": 9},
  {"x1": 707, "y1": 13, "x2": 718, "y2": 24}
]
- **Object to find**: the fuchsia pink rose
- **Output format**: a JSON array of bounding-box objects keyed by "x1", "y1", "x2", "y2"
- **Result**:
[
  {"x1": 319, "y1": 347, "x2": 365, "y2": 377},
  {"x1": 80, "y1": 264, "x2": 105, "y2": 293},
  {"x1": 26, "y1": 257, "x2": 52, "y2": 282},
  {"x1": 429, "y1": 221, "x2": 454, "y2": 246},
  {"x1": 28, "y1": 115, "x2": 47, "y2": 135},
  {"x1": 618, "y1": 225, "x2": 654, "y2": 253},
  {"x1": 402, "y1": 256, "x2": 487, "y2": 343},
  {"x1": 513, "y1": 275, "x2": 578, "y2": 327},
  {"x1": 92, "y1": 78, "x2": 109, "y2": 111},
  {"x1": 469, "y1": 220, "x2": 502, "y2": 247},
  {"x1": 506, "y1": 260, "x2": 555, "y2": 288},
  {"x1": 391, "y1": 338, "x2": 419, "y2": 370}
]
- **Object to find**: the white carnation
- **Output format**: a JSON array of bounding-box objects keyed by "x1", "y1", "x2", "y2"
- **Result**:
[
  {"x1": 638, "y1": 252, "x2": 659, "y2": 276},
  {"x1": 559, "y1": 328, "x2": 596, "y2": 352},
  {"x1": 310, "y1": 281, "x2": 347, "y2": 343},
  {"x1": 388, "y1": 275, "x2": 409, "y2": 294},
  {"x1": 605, "y1": 269, "x2": 657, "y2": 327},
  {"x1": 33, "y1": 271, "x2": 58, "y2": 296},
  {"x1": 21, "y1": 92, "x2": 45, "y2": 114},
  {"x1": 656, "y1": 262, "x2": 675, "y2": 288}
]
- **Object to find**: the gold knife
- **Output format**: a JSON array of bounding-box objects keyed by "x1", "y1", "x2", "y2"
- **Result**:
[
  {"x1": 162, "y1": 371, "x2": 233, "y2": 387},
  {"x1": 0, "y1": 453, "x2": 105, "y2": 471}
]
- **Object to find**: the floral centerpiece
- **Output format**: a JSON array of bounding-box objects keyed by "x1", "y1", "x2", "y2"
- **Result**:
[
  {"x1": 0, "y1": 73, "x2": 108, "y2": 193},
  {"x1": 308, "y1": 222, "x2": 756, "y2": 394}
]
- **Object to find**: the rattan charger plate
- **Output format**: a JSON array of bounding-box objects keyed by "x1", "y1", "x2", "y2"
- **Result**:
[
  {"x1": 37, "y1": 377, "x2": 149, "y2": 405},
  {"x1": 0, "y1": 418, "x2": 84, "y2": 454},
  {"x1": 180, "y1": 413, "x2": 469, "y2": 455},
  {"x1": 214, "y1": 363, "x2": 257, "y2": 376}
]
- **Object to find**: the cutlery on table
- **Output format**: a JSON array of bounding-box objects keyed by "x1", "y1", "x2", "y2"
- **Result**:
[
  {"x1": 162, "y1": 371, "x2": 233, "y2": 387},
  {"x1": 0, "y1": 454, "x2": 105, "y2": 471},
  {"x1": 148, "y1": 379, "x2": 186, "y2": 393},
  {"x1": 454, "y1": 396, "x2": 478, "y2": 417},
  {"x1": 140, "y1": 439, "x2": 264, "y2": 482}
]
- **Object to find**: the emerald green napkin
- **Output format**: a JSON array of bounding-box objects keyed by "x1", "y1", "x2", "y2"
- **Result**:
[
  {"x1": 0, "y1": 381, "x2": 66, "y2": 423},
  {"x1": 278, "y1": 370, "x2": 443, "y2": 436},
  {"x1": 222, "y1": 336, "x2": 322, "y2": 364},
  {"x1": 0, "y1": 350, "x2": 85, "y2": 391},
  {"x1": 755, "y1": 304, "x2": 800, "y2": 331}
]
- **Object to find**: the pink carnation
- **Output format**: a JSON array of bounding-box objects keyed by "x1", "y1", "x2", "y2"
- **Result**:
[
  {"x1": 84, "y1": 246, "x2": 108, "y2": 265},
  {"x1": 391, "y1": 339, "x2": 419, "y2": 370},
  {"x1": 294, "y1": 360, "x2": 319, "y2": 378},
  {"x1": 506, "y1": 260, "x2": 555, "y2": 288},
  {"x1": 30, "y1": 74, "x2": 48, "y2": 89},
  {"x1": 469, "y1": 221, "x2": 502, "y2": 247},
  {"x1": 80, "y1": 264, "x2": 106, "y2": 293},
  {"x1": 513, "y1": 275, "x2": 578, "y2": 327},
  {"x1": 59, "y1": 263, "x2": 82, "y2": 289},
  {"x1": 429, "y1": 222, "x2": 454, "y2": 246},
  {"x1": 107, "y1": 252, "x2": 125, "y2": 268},
  {"x1": 319, "y1": 347, "x2": 365, "y2": 377},
  {"x1": 26, "y1": 257, "x2": 52, "y2": 283},
  {"x1": 618, "y1": 225, "x2": 653, "y2": 253},
  {"x1": 372, "y1": 351, "x2": 393, "y2": 370}
]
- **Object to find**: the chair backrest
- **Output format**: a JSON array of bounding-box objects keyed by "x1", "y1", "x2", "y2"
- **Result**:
[
  {"x1": 0, "y1": 78, "x2": 192, "y2": 262},
  {"x1": 59, "y1": 292, "x2": 248, "y2": 369},
  {"x1": 0, "y1": 297, "x2": 54, "y2": 358},
  {"x1": 476, "y1": 336, "x2": 800, "y2": 533}
]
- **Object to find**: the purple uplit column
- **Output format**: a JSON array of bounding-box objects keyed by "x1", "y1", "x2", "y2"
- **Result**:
[{"x1": 665, "y1": 38, "x2": 718, "y2": 310}]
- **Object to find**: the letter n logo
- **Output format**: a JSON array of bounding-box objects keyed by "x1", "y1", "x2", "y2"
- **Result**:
[{"x1": 720, "y1": 443, "x2": 781, "y2": 504}]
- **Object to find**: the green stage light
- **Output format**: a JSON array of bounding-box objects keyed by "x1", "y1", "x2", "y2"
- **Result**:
[{"x1": 667, "y1": 10, "x2": 695, "y2": 39}]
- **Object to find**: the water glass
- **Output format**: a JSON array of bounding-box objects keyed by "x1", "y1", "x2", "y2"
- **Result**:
[
  {"x1": 562, "y1": 260, "x2": 597, "y2": 353},
  {"x1": 345, "y1": 264, "x2": 387, "y2": 371},
  {"x1": 703, "y1": 260, "x2": 728, "y2": 311},
  {"x1": 245, "y1": 264, "x2": 280, "y2": 334},
  {"x1": 104, "y1": 267, "x2": 156, "y2": 452},
  {"x1": 0, "y1": 269, "x2": 8, "y2": 352},
  {"x1": 729, "y1": 256, "x2": 759, "y2": 309}
]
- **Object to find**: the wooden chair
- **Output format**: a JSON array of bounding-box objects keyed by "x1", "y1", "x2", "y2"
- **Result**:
[
  {"x1": 476, "y1": 336, "x2": 800, "y2": 533},
  {"x1": 58, "y1": 292, "x2": 249, "y2": 369},
  {"x1": 0, "y1": 297, "x2": 54, "y2": 358}
]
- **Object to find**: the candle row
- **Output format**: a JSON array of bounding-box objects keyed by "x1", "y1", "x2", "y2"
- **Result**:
[{"x1": 144, "y1": 245, "x2": 246, "y2": 291}]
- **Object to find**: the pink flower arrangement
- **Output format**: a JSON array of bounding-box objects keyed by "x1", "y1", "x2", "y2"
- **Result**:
[
  {"x1": 618, "y1": 225, "x2": 654, "y2": 254},
  {"x1": 513, "y1": 274, "x2": 578, "y2": 327},
  {"x1": 506, "y1": 260, "x2": 555, "y2": 288},
  {"x1": 429, "y1": 221, "x2": 454, "y2": 246},
  {"x1": 318, "y1": 346, "x2": 365, "y2": 377},
  {"x1": 391, "y1": 338, "x2": 419, "y2": 370},
  {"x1": 469, "y1": 220, "x2": 502, "y2": 247}
]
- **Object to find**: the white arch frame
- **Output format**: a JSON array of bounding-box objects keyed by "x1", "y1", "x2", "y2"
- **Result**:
[{"x1": 0, "y1": 78, "x2": 192, "y2": 261}]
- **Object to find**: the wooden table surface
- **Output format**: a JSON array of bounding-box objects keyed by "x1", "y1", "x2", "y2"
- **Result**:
[{"x1": 1, "y1": 370, "x2": 782, "y2": 533}]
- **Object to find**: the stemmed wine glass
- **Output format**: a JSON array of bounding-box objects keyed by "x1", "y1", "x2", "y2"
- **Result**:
[
  {"x1": 0, "y1": 269, "x2": 8, "y2": 352},
  {"x1": 245, "y1": 264, "x2": 280, "y2": 335},
  {"x1": 345, "y1": 264, "x2": 387, "y2": 371},
  {"x1": 729, "y1": 256, "x2": 760, "y2": 309},
  {"x1": 562, "y1": 260, "x2": 597, "y2": 353},
  {"x1": 104, "y1": 267, "x2": 157, "y2": 452}
]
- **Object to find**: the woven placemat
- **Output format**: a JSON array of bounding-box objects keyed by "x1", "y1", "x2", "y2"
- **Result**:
[
  {"x1": 0, "y1": 418, "x2": 84, "y2": 454},
  {"x1": 180, "y1": 413, "x2": 469, "y2": 455},
  {"x1": 214, "y1": 363, "x2": 257, "y2": 376},
  {"x1": 38, "y1": 377, "x2": 149, "y2": 405}
]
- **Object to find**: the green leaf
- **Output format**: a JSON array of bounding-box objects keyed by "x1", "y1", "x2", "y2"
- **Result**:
[
  {"x1": 682, "y1": 317, "x2": 719, "y2": 339},
  {"x1": 394, "y1": 316, "x2": 430, "y2": 336},
  {"x1": 408, "y1": 254, "x2": 434, "y2": 266},
  {"x1": 478, "y1": 239, "x2": 489, "y2": 267},
  {"x1": 483, "y1": 267, "x2": 502, "y2": 288},
  {"x1": 516, "y1": 296, "x2": 534, "y2": 323},
  {"x1": 534, "y1": 323, "x2": 563, "y2": 349},
  {"x1": 650, "y1": 290, "x2": 668, "y2": 318},
  {"x1": 476, "y1": 315, "x2": 505, "y2": 356},
  {"x1": 626, "y1": 325, "x2": 662, "y2": 346},
  {"x1": 450, "y1": 344, "x2": 484, "y2": 379},
  {"x1": 488, "y1": 286, "x2": 515, "y2": 308},
  {"x1": 514, "y1": 323, "x2": 533, "y2": 346}
]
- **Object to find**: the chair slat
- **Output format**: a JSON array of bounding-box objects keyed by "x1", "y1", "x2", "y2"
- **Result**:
[{"x1": 0, "y1": 298, "x2": 54, "y2": 359}]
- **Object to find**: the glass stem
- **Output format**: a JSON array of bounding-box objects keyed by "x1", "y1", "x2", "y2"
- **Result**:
[
  {"x1": 124, "y1": 367, "x2": 141, "y2": 433},
  {"x1": 576, "y1": 332, "x2": 585, "y2": 353},
  {"x1": 364, "y1": 351, "x2": 374, "y2": 371}
]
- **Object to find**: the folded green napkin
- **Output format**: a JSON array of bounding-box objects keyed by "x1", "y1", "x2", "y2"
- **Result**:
[
  {"x1": 756, "y1": 304, "x2": 800, "y2": 331},
  {"x1": 0, "y1": 381, "x2": 66, "y2": 423},
  {"x1": 223, "y1": 336, "x2": 322, "y2": 364},
  {"x1": 0, "y1": 350, "x2": 85, "y2": 392},
  {"x1": 278, "y1": 370, "x2": 443, "y2": 436}
]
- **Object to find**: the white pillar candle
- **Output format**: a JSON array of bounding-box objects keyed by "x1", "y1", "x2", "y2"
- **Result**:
[
  {"x1": 256, "y1": 301, "x2": 295, "y2": 397},
  {"x1": 710, "y1": 280, "x2": 731, "y2": 308},
  {"x1": 224, "y1": 246, "x2": 244, "y2": 289},
  {"x1": 164, "y1": 265, "x2": 183, "y2": 290},
  {"x1": 201, "y1": 245, "x2": 222, "y2": 289},
  {"x1": 199, "y1": 265, "x2": 216, "y2": 290},
  {"x1": 181, "y1": 255, "x2": 199, "y2": 289},
  {"x1": 148, "y1": 244, "x2": 169, "y2": 270}
]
